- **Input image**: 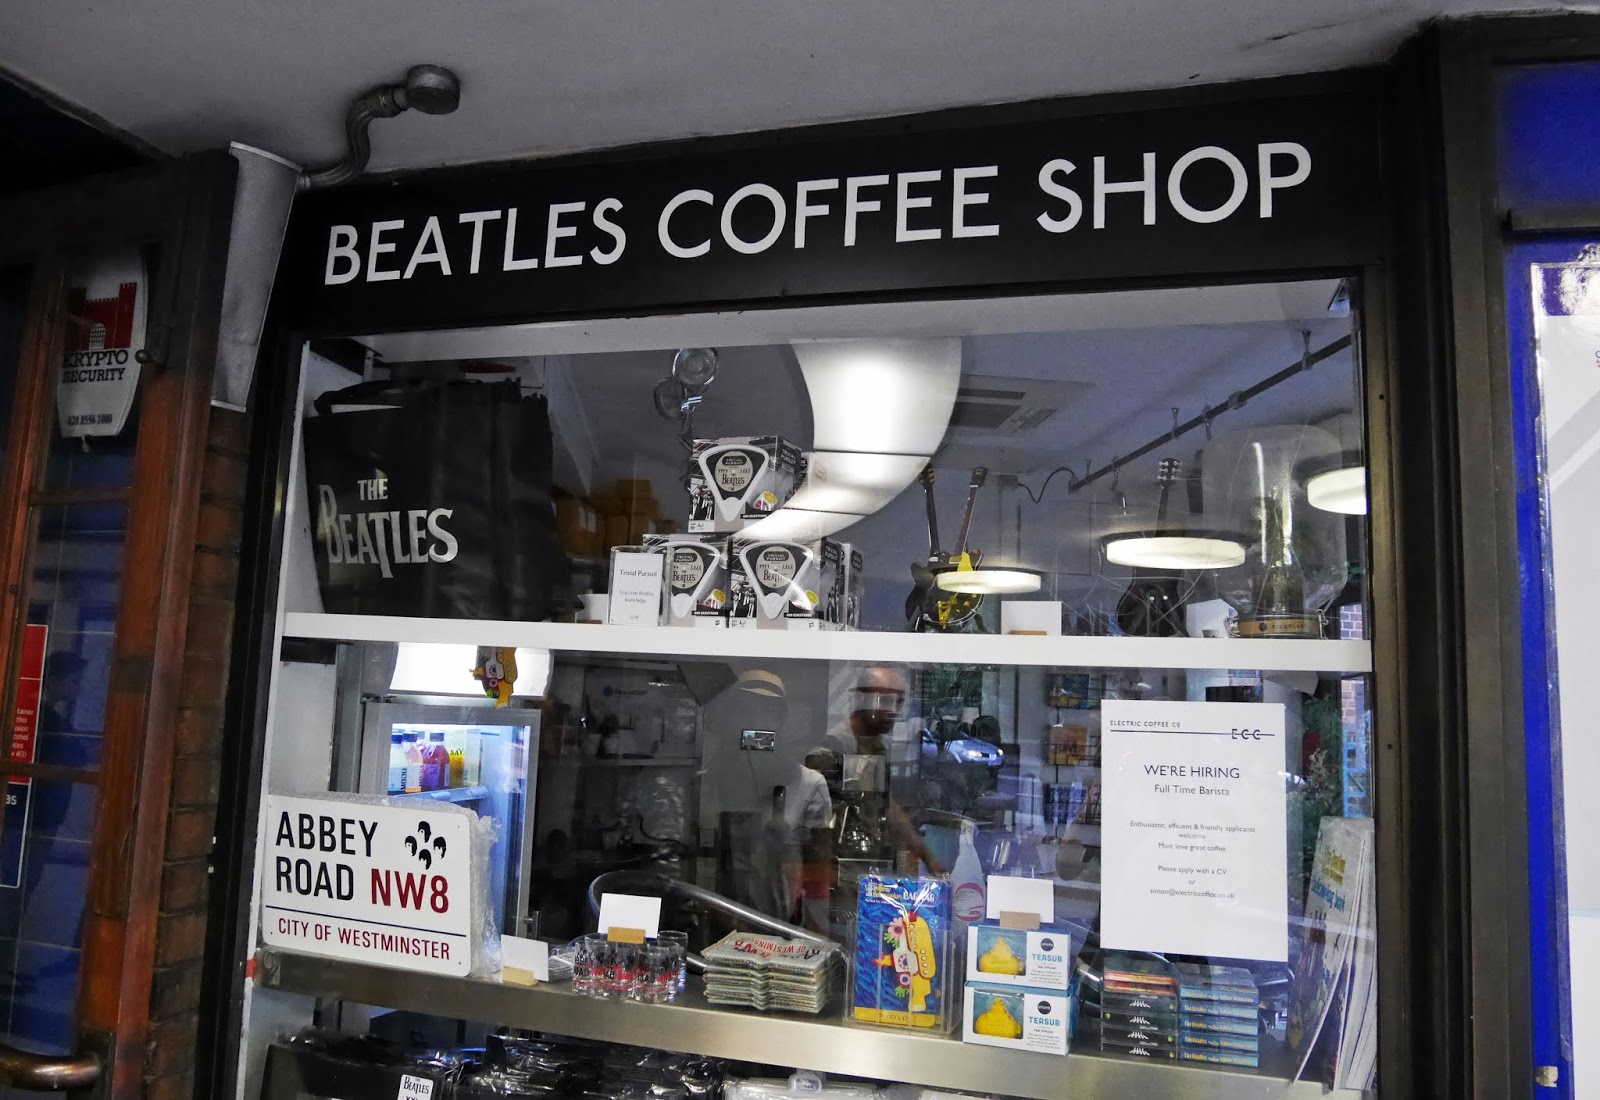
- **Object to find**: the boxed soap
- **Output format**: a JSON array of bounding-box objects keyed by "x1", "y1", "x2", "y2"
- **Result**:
[
  {"x1": 964, "y1": 875, "x2": 1075, "y2": 991},
  {"x1": 686, "y1": 436, "x2": 804, "y2": 532},
  {"x1": 962, "y1": 983, "x2": 1071, "y2": 1054}
]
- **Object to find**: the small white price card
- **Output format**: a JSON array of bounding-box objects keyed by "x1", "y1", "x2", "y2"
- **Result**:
[{"x1": 607, "y1": 551, "x2": 665, "y2": 626}]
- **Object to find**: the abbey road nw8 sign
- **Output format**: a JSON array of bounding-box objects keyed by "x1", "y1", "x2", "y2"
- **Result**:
[
  {"x1": 278, "y1": 83, "x2": 1381, "y2": 331},
  {"x1": 261, "y1": 795, "x2": 474, "y2": 975}
]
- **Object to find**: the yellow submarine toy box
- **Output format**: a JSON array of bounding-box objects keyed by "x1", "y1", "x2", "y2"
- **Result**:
[
  {"x1": 962, "y1": 983, "x2": 1071, "y2": 1054},
  {"x1": 852, "y1": 875, "x2": 953, "y2": 1031},
  {"x1": 966, "y1": 875, "x2": 1077, "y2": 992}
]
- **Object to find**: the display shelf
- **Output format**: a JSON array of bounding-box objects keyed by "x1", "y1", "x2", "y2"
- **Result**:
[
  {"x1": 393, "y1": 784, "x2": 489, "y2": 803},
  {"x1": 282, "y1": 613, "x2": 1372, "y2": 673},
  {"x1": 546, "y1": 757, "x2": 701, "y2": 769},
  {"x1": 258, "y1": 951, "x2": 1359, "y2": 1100}
]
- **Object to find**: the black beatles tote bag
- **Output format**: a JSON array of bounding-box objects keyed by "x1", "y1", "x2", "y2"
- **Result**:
[{"x1": 302, "y1": 378, "x2": 568, "y2": 620}]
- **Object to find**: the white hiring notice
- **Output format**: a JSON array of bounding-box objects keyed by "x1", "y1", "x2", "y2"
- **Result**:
[
  {"x1": 1100, "y1": 699, "x2": 1288, "y2": 961},
  {"x1": 261, "y1": 795, "x2": 474, "y2": 976}
]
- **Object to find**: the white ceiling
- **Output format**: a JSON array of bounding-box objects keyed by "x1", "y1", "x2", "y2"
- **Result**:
[
  {"x1": 445, "y1": 280, "x2": 1356, "y2": 620},
  {"x1": 0, "y1": 0, "x2": 1574, "y2": 173}
]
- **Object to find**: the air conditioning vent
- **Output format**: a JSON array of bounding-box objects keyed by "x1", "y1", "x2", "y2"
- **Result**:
[
  {"x1": 945, "y1": 374, "x2": 1088, "y2": 439},
  {"x1": 950, "y1": 401, "x2": 1021, "y2": 431}
]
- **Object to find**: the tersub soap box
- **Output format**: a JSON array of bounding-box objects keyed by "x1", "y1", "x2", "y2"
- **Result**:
[{"x1": 962, "y1": 983, "x2": 1071, "y2": 1054}]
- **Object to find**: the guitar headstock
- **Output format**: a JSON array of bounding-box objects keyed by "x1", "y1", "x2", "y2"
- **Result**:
[{"x1": 1156, "y1": 457, "x2": 1183, "y2": 485}]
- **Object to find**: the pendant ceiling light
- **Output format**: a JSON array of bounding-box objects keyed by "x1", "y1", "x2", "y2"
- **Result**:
[
  {"x1": 934, "y1": 552, "x2": 1043, "y2": 594},
  {"x1": 1102, "y1": 533, "x2": 1248, "y2": 570},
  {"x1": 1304, "y1": 459, "x2": 1368, "y2": 515},
  {"x1": 1098, "y1": 458, "x2": 1247, "y2": 571}
]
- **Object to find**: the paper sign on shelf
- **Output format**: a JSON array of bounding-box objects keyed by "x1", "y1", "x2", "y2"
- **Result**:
[
  {"x1": 1100, "y1": 699, "x2": 1289, "y2": 962},
  {"x1": 607, "y1": 552, "x2": 664, "y2": 627},
  {"x1": 260, "y1": 795, "x2": 474, "y2": 976},
  {"x1": 597, "y1": 892, "x2": 662, "y2": 938},
  {"x1": 986, "y1": 875, "x2": 1054, "y2": 922},
  {"x1": 501, "y1": 935, "x2": 549, "y2": 984}
]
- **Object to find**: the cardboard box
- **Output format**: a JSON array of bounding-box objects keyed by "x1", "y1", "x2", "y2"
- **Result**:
[
  {"x1": 962, "y1": 983, "x2": 1071, "y2": 1054},
  {"x1": 964, "y1": 875, "x2": 1075, "y2": 991},
  {"x1": 728, "y1": 538, "x2": 839, "y2": 630},
  {"x1": 686, "y1": 436, "x2": 803, "y2": 532},
  {"x1": 643, "y1": 534, "x2": 729, "y2": 627},
  {"x1": 555, "y1": 493, "x2": 601, "y2": 558},
  {"x1": 603, "y1": 514, "x2": 633, "y2": 553},
  {"x1": 612, "y1": 478, "x2": 656, "y2": 510},
  {"x1": 841, "y1": 542, "x2": 864, "y2": 630},
  {"x1": 966, "y1": 924, "x2": 1076, "y2": 991}
]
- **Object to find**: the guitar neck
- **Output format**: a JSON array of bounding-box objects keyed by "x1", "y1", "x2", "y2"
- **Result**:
[{"x1": 951, "y1": 467, "x2": 988, "y2": 556}]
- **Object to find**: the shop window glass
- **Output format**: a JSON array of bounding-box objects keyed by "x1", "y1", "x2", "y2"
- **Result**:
[{"x1": 246, "y1": 280, "x2": 1378, "y2": 1097}]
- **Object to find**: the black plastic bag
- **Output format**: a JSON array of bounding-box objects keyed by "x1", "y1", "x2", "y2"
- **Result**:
[{"x1": 302, "y1": 378, "x2": 567, "y2": 620}]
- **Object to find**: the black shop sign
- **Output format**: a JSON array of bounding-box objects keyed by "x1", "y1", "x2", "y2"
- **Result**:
[{"x1": 277, "y1": 84, "x2": 1381, "y2": 331}]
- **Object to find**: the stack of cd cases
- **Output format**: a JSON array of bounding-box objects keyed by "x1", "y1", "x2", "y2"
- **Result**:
[
  {"x1": 701, "y1": 932, "x2": 842, "y2": 1015},
  {"x1": 1096, "y1": 954, "x2": 1178, "y2": 1060},
  {"x1": 1175, "y1": 963, "x2": 1260, "y2": 1068}
]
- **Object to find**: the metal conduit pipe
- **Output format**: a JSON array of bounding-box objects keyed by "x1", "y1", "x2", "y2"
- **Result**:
[{"x1": 301, "y1": 64, "x2": 461, "y2": 191}]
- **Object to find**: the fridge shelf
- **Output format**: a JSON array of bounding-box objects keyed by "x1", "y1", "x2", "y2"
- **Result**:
[
  {"x1": 393, "y1": 784, "x2": 490, "y2": 803},
  {"x1": 256, "y1": 951, "x2": 1361, "y2": 1100},
  {"x1": 281, "y1": 613, "x2": 1372, "y2": 673}
]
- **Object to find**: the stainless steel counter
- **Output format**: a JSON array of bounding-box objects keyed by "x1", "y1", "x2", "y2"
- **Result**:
[{"x1": 258, "y1": 951, "x2": 1367, "y2": 1100}]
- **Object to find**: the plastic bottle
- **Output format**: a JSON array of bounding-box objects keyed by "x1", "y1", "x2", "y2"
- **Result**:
[
  {"x1": 403, "y1": 732, "x2": 424, "y2": 794},
  {"x1": 386, "y1": 732, "x2": 405, "y2": 794},
  {"x1": 425, "y1": 730, "x2": 451, "y2": 790},
  {"x1": 951, "y1": 820, "x2": 987, "y2": 924}
]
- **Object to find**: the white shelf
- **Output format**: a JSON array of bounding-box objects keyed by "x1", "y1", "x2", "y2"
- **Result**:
[{"x1": 282, "y1": 613, "x2": 1372, "y2": 673}]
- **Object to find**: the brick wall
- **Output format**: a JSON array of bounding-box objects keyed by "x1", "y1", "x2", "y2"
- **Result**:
[{"x1": 143, "y1": 406, "x2": 248, "y2": 1099}]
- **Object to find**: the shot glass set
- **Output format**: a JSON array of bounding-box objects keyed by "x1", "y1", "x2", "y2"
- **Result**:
[{"x1": 570, "y1": 930, "x2": 688, "y2": 1003}]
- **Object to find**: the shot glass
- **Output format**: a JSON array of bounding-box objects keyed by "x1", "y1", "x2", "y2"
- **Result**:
[
  {"x1": 657, "y1": 930, "x2": 690, "y2": 992},
  {"x1": 637, "y1": 941, "x2": 684, "y2": 1003},
  {"x1": 570, "y1": 933, "x2": 608, "y2": 996},
  {"x1": 600, "y1": 940, "x2": 641, "y2": 999}
]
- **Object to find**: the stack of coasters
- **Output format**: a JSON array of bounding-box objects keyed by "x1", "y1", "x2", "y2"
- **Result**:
[
  {"x1": 1175, "y1": 963, "x2": 1260, "y2": 1068},
  {"x1": 1098, "y1": 954, "x2": 1178, "y2": 1061},
  {"x1": 701, "y1": 932, "x2": 841, "y2": 1014}
]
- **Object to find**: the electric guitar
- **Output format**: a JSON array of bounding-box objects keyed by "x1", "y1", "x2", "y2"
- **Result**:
[{"x1": 906, "y1": 466, "x2": 988, "y2": 633}]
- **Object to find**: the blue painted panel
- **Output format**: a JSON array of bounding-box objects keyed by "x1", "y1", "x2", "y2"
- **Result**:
[
  {"x1": 1499, "y1": 63, "x2": 1600, "y2": 207},
  {"x1": 1505, "y1": 238, "x2": 1587, "y2": 1097},
  {"x1": 2, "y1": 942, "x2": 79, "y2": 1053},
  {"x1": 15, "y1": 840, "x2": 88, "y2": 950}
]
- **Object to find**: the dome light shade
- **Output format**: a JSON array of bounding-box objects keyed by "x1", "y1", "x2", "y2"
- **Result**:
[
  {"x1": 1306, "y1": 465, "x2": 1368, "y2": 515},
  {"x1": 1102, "y1": 533, "x2": 1247, "y2": 570}
]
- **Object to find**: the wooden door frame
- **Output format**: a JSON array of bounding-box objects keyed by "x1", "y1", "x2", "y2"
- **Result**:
[{"x1": 0, "y1": 151, "x2": 235, "y2": 1095}]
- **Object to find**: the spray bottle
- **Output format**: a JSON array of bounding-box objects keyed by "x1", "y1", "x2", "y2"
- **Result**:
[{"x1": 951, "y1": 819, "x2": 986, "y2": 923}]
